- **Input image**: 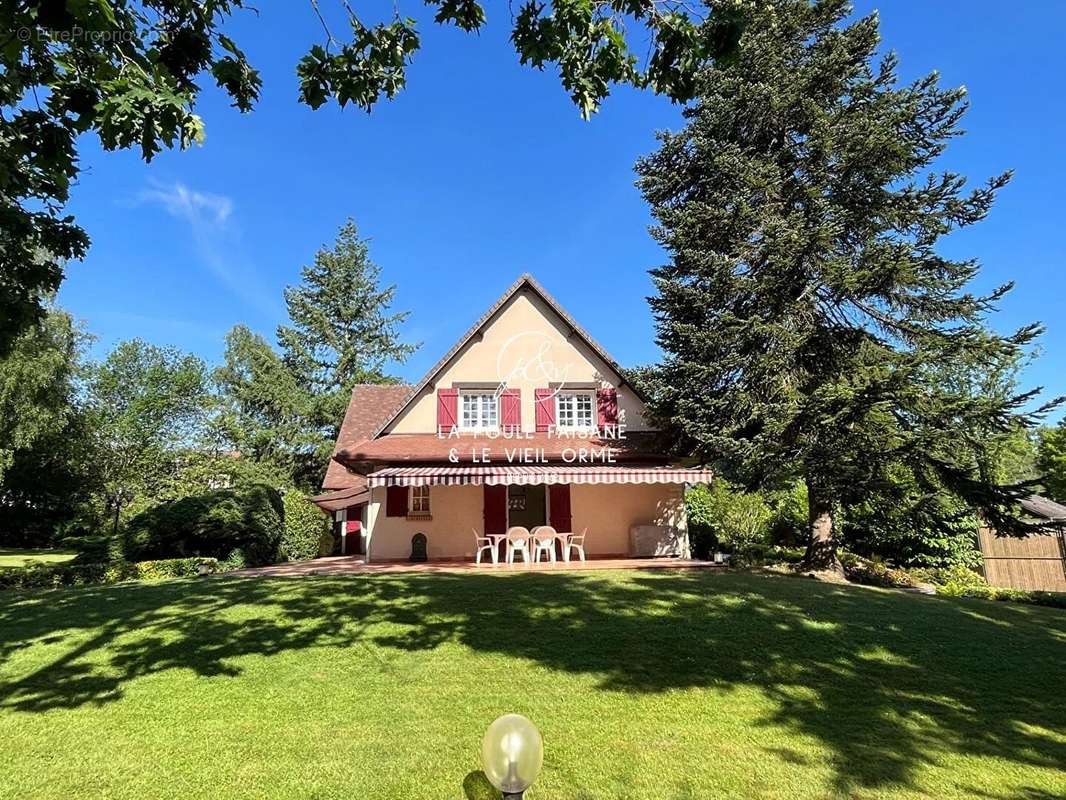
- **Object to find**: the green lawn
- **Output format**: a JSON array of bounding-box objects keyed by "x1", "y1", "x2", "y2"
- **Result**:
[
  {"x1": 0, "y1": 571, "x2": 1063, "y2": 800},
  {"x1": 0, "y1": 548, "x2": 77, "y2": 568}
]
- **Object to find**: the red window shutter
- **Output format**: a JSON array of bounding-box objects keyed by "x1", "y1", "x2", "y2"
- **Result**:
[
  {"x1": 483, "y1": 484, "x2": 508, "y2": 535},
  {"x1": 437, "y1": 388, "x2": 458, "y2": 431},
  {"x1": 534, "y1": 388, "x2": 555, "y2": 433},
  {"x1": 549, "y1": 484, "x2": 572, "y2": 532},
  {"x1": 386, "y1": 486, "x2": 408, "y2": 517},
  {"x1": 597, "y1": 388, "x2": 618, "y2": 429},
  {"x1": 501, "y1": 389, "x2": 521, "y2": 429}
]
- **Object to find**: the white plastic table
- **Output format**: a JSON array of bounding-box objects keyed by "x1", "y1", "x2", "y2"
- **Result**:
[{"x1": 485, "y1": 533, "x2": 512, "y2": 564}]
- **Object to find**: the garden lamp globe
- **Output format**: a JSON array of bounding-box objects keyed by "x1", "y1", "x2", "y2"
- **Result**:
[{"x1": 481, "y1": 714, "x2": 543, "y2": 799}]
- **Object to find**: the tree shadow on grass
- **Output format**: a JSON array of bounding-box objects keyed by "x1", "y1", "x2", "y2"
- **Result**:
[{"x1": 0, "y1": 570, "x2": 1064, "y2": 796}]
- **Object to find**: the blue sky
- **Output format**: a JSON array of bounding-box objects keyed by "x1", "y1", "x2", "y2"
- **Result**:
[{"x1": 59, "y1": 1, "x2": 1065, "y2": 416}]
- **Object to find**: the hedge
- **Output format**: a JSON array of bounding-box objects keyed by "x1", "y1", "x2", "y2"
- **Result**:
[
  {"x1": 280, "y1": 490, "x2": 333, "y2": 562},
  {"x1": 127, "y1": 558, "x2": 220, "y2": 581},
  {"x1": 0, "y1": 557, "x2": 221, "y2": 592},
  {"x1": 123, "y1": 484, "x2": 283, "y2": 567}
]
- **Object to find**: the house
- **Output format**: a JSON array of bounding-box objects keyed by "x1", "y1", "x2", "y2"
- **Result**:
[
  {"x1": 978, "y1": 495, "x2": 1066, "y2": 592},
  {"x1": 311, "y1": 274, "x2": 712, "y2": 562}
]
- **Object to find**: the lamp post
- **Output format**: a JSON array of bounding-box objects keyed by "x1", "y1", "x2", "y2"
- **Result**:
[{"x1": 481, "y1": 714, "x2": 543, "y2": 800}]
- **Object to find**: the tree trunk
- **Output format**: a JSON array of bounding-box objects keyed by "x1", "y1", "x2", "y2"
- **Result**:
[
  {"x1": 111, "y1": 493, "x2": 123, "y2": 537},
  {"x1": 799, "y1": 477, "x2": 844, "y2": 576}
]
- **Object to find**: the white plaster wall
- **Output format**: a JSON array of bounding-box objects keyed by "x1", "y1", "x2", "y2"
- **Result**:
[
  {"x1": 366, "y1": 485, "x2": 486, "y2": 560},
  {"x1": 570, "y1": 483, "x2": 687, "y2": 556}
]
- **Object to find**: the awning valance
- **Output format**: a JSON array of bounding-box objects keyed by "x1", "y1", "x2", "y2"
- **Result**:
[
  {"x1": 366, "y1": 465, "x2": 713, "y2": 488},
  {"x1": 310, "y1": 486, "x2": 369, "y2": 512}
]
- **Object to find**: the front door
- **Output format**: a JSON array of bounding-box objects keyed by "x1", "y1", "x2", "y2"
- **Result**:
[{"x1": 507, "y1": 484, "x2": 546, "y2": 531}]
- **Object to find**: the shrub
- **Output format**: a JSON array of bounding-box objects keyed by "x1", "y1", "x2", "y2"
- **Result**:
[
  {"x1": 839, "y1": 553, "x2": 920, "y2": 590},
  {"x1": 686, "y1": 482, "x2": 772, "y2": 557},
  {"x1": 936, "y1": 582, "x2": 994, "y2": 599},
  {"x1": 826, "y1": 554, "x2": 1066, "y2": 608},
  {"x1": 1024, "y1": 591, "x2": 1066, "y2": 609},
  {"x1": 685, "y1": 486, "x2": 718, "y2": 559},
  {"x1": 912, "y1": 565, "x2": 988, "y2": 593},
  {"x1": 123, "y1": 484, "x2": 283, "y2": 567},
  {"x1": 220, "y1": 548, "x2": 247, "y2": 572},
  {"x1": 280, "y1": 490, "x2": 331, "y2": 562},
  {"x1": 842, "y1": 483, "x2": 982, "y2": 570},
  {"x1": 56, "y1": 534, "x2": 122, "y2": 564},
  {"x1": 728, "y1": 545, "x2": 805, "y2": 569},
  {"x1": 0, "y1": 562, "x2": 110, "y2": 591},
  {"x1": 128, "y1": 558, "x2": 220, "y2": 580},
  {"x1": 765, "y1": 481, "x2": 809, "y2": 547},
  {"x1": 318, "y1": 530, "x2": 337, "y2": 558},
  {"x1": 0, "y1": 557, "x2": 221, "y2": 592},
  {"x1": 933, "y1": 583, "x2": 1066, "y2": 609}
]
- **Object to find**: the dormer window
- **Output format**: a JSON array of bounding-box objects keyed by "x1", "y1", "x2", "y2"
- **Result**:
[
  {"x1": 556, "y1": 391, "x2": 594, "y2": 430},
  {"x1": 460, "y1": 391, "x2": 499, "y2": 430}
]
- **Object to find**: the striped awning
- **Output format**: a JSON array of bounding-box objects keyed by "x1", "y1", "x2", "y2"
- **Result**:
[
  {"x1": 310, "y1": 486, "x2": 370, "y2": 512},
  {"x1": 366, "y1": 465, "x2": 713, "y2": 488}
]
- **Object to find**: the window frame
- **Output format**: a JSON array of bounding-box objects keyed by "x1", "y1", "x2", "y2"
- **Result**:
[
  {"x1": 459, "y1": 391, "x2": 500, "y2": 431},
  {"x1": 409, "y1": 484, "x2": 431, "y2": 516},
  {"x1": 555, "y1": 391, "x2": 596, "y2": 431}
]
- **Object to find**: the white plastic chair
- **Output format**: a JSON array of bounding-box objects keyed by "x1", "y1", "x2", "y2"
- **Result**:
[
  {"x1": 565, "y1": 527, "x2": 588, "y2": 562},
  {"x1": 473, "y1": 528, "x2": 496, "y2": 565},
  {"x1": 532, "y1": 526, "x2": 558, "y2": 564},
  {"x1": 505, "y1": 526, "x2": 532, "y2": 564}
]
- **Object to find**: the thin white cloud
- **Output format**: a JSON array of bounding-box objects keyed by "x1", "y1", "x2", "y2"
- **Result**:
[
  {"x1": 137, "y1": 180, "x2": 277, "y2": 315},
  {"x1": 140, "y1": 181, "x2": 233, "y2": 227}
]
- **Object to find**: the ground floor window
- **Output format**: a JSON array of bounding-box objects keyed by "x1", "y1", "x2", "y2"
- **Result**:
[{"x1": 410, "y1": 485, "x2": 431, "y2": 515}]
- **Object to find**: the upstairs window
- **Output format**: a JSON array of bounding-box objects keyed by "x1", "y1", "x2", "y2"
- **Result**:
[
  {"x1": 460, "y1": 392, "x2": 499, "y2": 430},
  {"x1": 556, "y1": 392, "x2": 594, "y2": 430}
]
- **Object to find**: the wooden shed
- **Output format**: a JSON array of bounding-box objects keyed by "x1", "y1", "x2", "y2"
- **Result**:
[{"x1": 979, "y1": 495, "x2": 1066, "y2": 592}]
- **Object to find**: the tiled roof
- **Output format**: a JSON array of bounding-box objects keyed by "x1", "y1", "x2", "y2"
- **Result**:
[
  {"x1": 1020, "y1": 494, "x2": 1066, "y2": 521},
  {"x1": 335, "y1": 430, "x2": 669, "y2": 466},
  {"x1": 369, "y1": 273, "x2": 647, "y2": 439},
  {"x1": 321, "y1": 384, "x2": 412, "y2": 490}
]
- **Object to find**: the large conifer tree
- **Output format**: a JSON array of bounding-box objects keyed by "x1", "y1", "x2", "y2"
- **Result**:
[
  {"x1": 636, "y1": 0, "x2": 1057, "y2": 572},
  {"x1": 277, "y1": 220, "x2": 418, "y2": 437}
]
